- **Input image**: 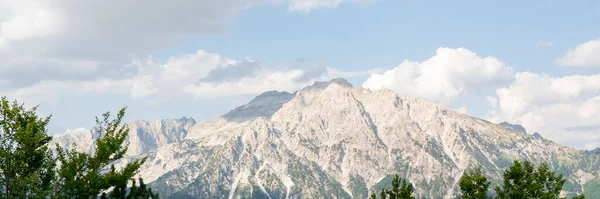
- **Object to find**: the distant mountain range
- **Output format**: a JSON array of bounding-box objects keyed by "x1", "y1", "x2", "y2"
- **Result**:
[{"x1": 52, "y1": 78, "x2": 600, "y2": 199}]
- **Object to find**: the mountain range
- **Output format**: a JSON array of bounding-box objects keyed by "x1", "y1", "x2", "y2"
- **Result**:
[{"x1": 52, "y1": 78, "x2": 600, "y2": 199}]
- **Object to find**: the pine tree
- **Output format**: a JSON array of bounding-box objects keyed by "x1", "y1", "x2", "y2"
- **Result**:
[
  {"x1": 0, "y1": 97, "x2": 55, "y2": 199},
  {"x1": 129, "y1": 178, "x2": 159, "y2": 198},
  {"x1": 458, "y1": 166, "x2": 490, "y2": 199},
  {"x1": 108, "y1": 177, "x2": 159, "y2": 199},
  {"x1": 369, "y1": 174, "x2": 415, "y2": 199},
  {"x1": 52, "y1": 107, "x2": 150, "y2": 198}
]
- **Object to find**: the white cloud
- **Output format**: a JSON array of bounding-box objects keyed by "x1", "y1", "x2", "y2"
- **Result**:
[
  {"x1": 362, "y1": 47, "x2": 514, "y2": 105},
  {"x1": 130, "y1": 75, "x2": 159, "y2": 99},
  {"x1": 134, "y1": 52, "x2": 370, "y2": 99},
  {"x1": 288, "y1": 0, "x2": 368, "y2": 12},
  {"x1": 492, "y1": 72, "x2": 600, "y2": 121},
  {"x1": 0, "y1": 38, "x2": 6, "y2": 49},
  {"x1": 455, "y1": 106, "x2": 469, "y2": 115},
  {"x1": 487, "y1": 72, "x2": 600, "y2": 149},
  {"x1": 127, "y1": 50, "x2": 321, "y2": 99},
  {"x1": 0, "y1": 0, "x2": 281, "y2": 88},
  {"x1": 1, "y1": 49, "x2": 367, "y2": 106},
  {"x1": 2, "y1": 79, "x2": 131, "y2": 107},
  {"x1": 557, "y1": 39, "x2": 600, "y2": 67},
  {"x1": 0, "y1": 0, "x2": 367, "y2": 89},
  {"x1": 125, "y1": 50, "x2": 374, "y2": 100},
  {"x1": 0, "y1": 0, "x2": 62, "y2": 43},
  {"x1": 486, "y1": 96, "x2": 498, "y2": 109},
  {"x1": 126, "y1": 50, "x2": 235, "y2": 99},
  {"x1": 0, "y1": 49, "x2": 229, "y2": 105},
  {"x1": 183, "y1": 70, "x2": 308, "y2": 97},
  {"x1": 358, "y1": 46, "x2": 600, "y2": 150},
  {"x1": 535, "y1": 40, "x2": 553, "y2": 48}
]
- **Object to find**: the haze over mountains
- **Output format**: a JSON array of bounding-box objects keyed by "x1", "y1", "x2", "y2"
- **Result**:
[{"x1": 53, "y1": 78, "x2": 600, "y2": 199}]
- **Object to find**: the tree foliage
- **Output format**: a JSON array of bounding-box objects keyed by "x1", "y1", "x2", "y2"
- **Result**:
[
  {"x1": 369, "y1": 174, "x2": 415, "y2": 199},
  {"x1": 459, "y1": 166, "x2": 490, "y2": 199},
  {"x1": 53, "y1": 107, "x2": 150, "y2": 198},
  {"x1": 572, "y1": 194, "x2": 586, "y2": 199},
  {"x1": 104, "y1": 177, "x2": 159, "y2": 199},
  {"x1": 495, "y1": 160, "x2": 565, "y2": 199},
  {"x1": 0, "y1": 96, "x2": 157, "y2": 199},
  {"x1": 0, "y1": 97, "x2": 55, "y2": 199},
  {"x1": 457, "y1": 160, "x2": 585, "y2": 199}
]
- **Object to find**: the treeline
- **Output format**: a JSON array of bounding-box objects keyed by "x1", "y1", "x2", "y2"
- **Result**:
[
  {"x1": 371, "y1": 161, "x2": 586, "y2": 199},
  {"x1": 0, "y1": 97, "x2": 157, "y2": 199}
]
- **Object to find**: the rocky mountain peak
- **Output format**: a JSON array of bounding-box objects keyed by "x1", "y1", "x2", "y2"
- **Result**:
[
  {"x1": 499, "y1": 121, "x2": 528, "y2": 134},
  {"x1": 53, "y1": 78, "x2": 600, "y2": 198},
  {"x1": 221, "y1": 90, "x2": 294, "y2": 122},
  {"x1": 176, "y1": 116, "x2": 196, "y2": 124},
  {"x1": 297, "y1": 78, "x2": 353, "y2": 92},
  {"x1": 51, "y1": 118, "x2": 195, "y2": 156},
  {"x1": 220, "y1": 78, "x2": 354, "y2": 123},
  {"x1": 589, "y1": 147, "x2": 600, "y2": 155}
]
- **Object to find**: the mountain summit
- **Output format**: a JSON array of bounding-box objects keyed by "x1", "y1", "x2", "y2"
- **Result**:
[
  {"x1": 298, "y1": 78, "x2": 353, "y2": 92},
  {"x1": 499, "y1": 121, "x2": 528, "y2": 134},
  {"x1": 54, "y1": 78, "x2": 599, "y2": 198},
  {"x1": 221, "y1": 78, "x2": 353, "y2": 123}
]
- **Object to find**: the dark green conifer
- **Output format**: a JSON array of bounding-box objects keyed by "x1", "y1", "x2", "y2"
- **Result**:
[
  {"x1": 369, "y1": 174, "x2": 415, "y2": 199},
  {"x1": 458, "y1": 166, "x2": 490, "y2": 199}
]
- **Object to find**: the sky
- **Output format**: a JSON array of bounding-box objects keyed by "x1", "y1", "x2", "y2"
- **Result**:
[{"x1": 1, "y1": 0, "x2": 599, "y2": 149}]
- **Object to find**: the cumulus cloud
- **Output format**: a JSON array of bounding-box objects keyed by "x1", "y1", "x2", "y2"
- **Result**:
[
  {"x1": 487, "y1": 72, "x2": 600, "y2": 149},
  {"x1": 126, "y1": 50, "x2": 235, "y2": 99},
  {"x1": 362, "y1": 47, "x2": 514, "y2": 105},
  {"x1": 360, "y1": 46, "x2": 600, "y2": 149},
  {"x1": 0, "y1": 0, "x2": 264, "y2": 88},
  {"x1": 0, "y1": 0, "x2": 370, "y2": 89},
  {"x1": 1, "y1": 49, "x2": 367, "y2": 106},
  {"x1": 182, "y1": 64, "x2": 375, "y2": 98},
  {"x1": 127, "y1": 50, "x2": 350, "y2": 100},
  {"x1": 557, "y1": 39, "x2": 600, "y2": 67}
]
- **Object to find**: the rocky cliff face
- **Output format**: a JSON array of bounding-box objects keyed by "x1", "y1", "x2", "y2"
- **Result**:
[
  {"x1": 51, "y1": 117, "x2": 196, "y2": 157},
  {"x1": 53, "y1": 79, "x2": 600, "y2": 199},
  {"x1": 221, "y1": 91, "x2": 294, "y2": 123}
]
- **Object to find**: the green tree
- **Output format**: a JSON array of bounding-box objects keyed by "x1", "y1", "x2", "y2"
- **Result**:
[
  {"x1": 458, "y1": 166, "x2": 490, "y2": 199},
  {"x1": 572, "y1": 194, "x2": 585, "y2": 199},
  {"x1": 52, "y1": 107, "x2": 150, "y2": 198},
  {"x1": 104, "y1": 177, "x2": 159, "y2": 199},
  {"x1": 495, "y1": 160, "x2": 565, "y2": 199},
  {"x1": 370, "y1": 174, "x2": 415, "y2": 199},
  {"x1": 0, "y1": 97, "x2": 55, "y2": 199}
]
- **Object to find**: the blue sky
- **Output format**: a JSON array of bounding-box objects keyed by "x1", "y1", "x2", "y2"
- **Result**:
[{"x1": 0, "y1": 0, "x2": 599, "y2": 149}]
